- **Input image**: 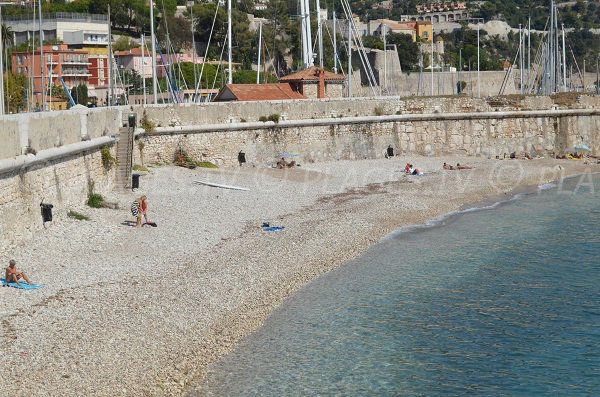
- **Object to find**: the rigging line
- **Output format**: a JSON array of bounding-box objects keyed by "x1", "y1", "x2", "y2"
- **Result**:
[
  {"x1": 567, "y1": 44, "x2": 584, "y2": 89},
  {"x1": 167, "y1": 39, "x2": 189, "y2": 93},
  {"x1": 340, "y1": 0, "x2": 377, "y2": 94},
  {"x1": 155, "y1": 42, "x2": 180, "y2": 103},
  {"x1": 194, "y1": 2, "x2": 222, "y2": 101},
  {"x1": 499, "y1": 39, "x2": 521, "y2": 95},
  {"x1": 160, "y1": 0, "x2": 180, "y2": 101},
  {"x1": 524, "y1": 15, "x2": 550, "y2": 94},
  {"x1": 210, "y1": 31, "x2": 229, "y2": 96},
  {"x1": 322, "y1": 17, "x2": 345, "y2": 75},
  {"x1": 340, "y1": 0, "x2": 376, "y2": 90}
]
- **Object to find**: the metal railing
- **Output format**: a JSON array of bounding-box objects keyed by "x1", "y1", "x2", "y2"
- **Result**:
[{"x1": 4, "y1": 13, "x2": 107, "y2": 23}]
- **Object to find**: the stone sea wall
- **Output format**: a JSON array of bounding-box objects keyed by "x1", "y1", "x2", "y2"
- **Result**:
[{"x1": 133, "y1": 95, "x2": 600, "y2": 167}]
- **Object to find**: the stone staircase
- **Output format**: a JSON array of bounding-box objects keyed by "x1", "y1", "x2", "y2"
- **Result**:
[{"x1": 115, "y1": 127, "x2": 134, "y2": 192}]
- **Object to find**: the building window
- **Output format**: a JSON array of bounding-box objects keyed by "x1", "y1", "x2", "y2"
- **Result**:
[{"x1": 422, "y1": 31, "x2": 429, "y2": 38}]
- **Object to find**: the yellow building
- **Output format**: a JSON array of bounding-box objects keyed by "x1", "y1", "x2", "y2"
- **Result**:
[
  {"x1": 416, "y1": 21, "x2": 433, "y2": 42},
  {"x1": 373, "y1": 19, "x2": 433, "y2": 43}
]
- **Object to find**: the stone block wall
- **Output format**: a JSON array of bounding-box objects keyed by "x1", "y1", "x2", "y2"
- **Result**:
[
  {"x1": 134, "y1": 110, "x2": 598, "y2": 168},
  {"x1": 0, "y1": 147, "x2": 116, "y2": 251}
]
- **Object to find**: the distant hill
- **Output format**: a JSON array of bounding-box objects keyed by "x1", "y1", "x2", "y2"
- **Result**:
[{"x1": 348, "y1": 0, "x2": 600, "y2": 30}]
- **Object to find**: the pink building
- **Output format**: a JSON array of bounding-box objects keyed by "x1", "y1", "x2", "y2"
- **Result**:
[{"x1": 114, "y1": 48, "x2": 203, "y2": 78}]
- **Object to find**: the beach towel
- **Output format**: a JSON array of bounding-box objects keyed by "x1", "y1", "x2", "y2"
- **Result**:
[
  {"x1": 1, "y1": 278, "x2": 42, "y2": 290},
  {"x1": 263, "y1": 226, "x2": 285, "y2": 232}
]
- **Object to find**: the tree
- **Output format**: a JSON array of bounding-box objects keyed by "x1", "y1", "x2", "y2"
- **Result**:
[
  {"x1": 112, "y1": 36, "x2": 138, "y2": 52},
  {"x1": 264, "y1": 0, "x2": 291, "y2": 75},
  {"x1": 387, "y1": 33, "x2": 419, "y2": 72},
  {"x1": 71, "y1": 84, "x2": 88, "y2": 106},
  {"x1": 362, "y1": 35, "x2": 384, "y2": 50},
  {"x1": 158, "y1": 15, "x2": 192, "y2": 53},
  {"x1": 4, "y1": 73, "x2": 26, "y2": 113},
  {"x1": 2, "y1": 24, "x2": 14, "y2": 49},
  {"x1": 193, "y1": 3, "x2": 226, "y2": 59}
]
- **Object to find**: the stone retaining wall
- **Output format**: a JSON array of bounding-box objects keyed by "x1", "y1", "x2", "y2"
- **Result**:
[
  {"x1": 134, "y1": 109, "x2": 600, "y2": 167},
  {"x1": 0, "y1": 142, "x2": 116, "y2": 252}
]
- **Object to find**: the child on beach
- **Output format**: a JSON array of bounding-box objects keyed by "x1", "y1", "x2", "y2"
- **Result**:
[
  {"x1": 4, "y1": 259, "x2": 32, "y2": 287},
  {"x1": 131, "y1": 195, "x2": 149, "y2": 227}
]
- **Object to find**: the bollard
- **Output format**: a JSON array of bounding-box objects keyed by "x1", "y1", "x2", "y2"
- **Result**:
[{"x1": 132, "y1": 174, "x2": 140, "y2": 190}]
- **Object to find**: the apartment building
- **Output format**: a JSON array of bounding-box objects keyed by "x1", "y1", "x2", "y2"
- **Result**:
[{"x1": 12, "y1": 44, "x2": 90, "y2": 94}]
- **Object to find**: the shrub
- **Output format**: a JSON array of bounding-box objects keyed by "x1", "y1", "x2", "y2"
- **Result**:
[
  {"x1": 101, "y1": 146, "x2": 118, "y2": 171},
  {"x1": 133, "y1": 164, "x2": 149, "y2": 172},
  {"x1": 25, "y1": 146, "x2": 37, "y2": 155},
  {"x1": 140, "y1": 110, "x2": 156, "y2": 133},
  {"x1": 267, "y1": 113, "x2": 280, "y2": 123},
  {"x1": 67, "y1": 210, "x2": 90, "y2": 221},
  {"x1": 259, "y1": 116, "x2": 268, "y2": 122},
  {"x1": 87, "y1": 193, "x2": 104, "y2": 208},
  {"x1": 195, "y1": 161, "x2": 218, "y2": 168},
  {"x1": 374, "y1": 106, "x2": 385, "y2": 116}
]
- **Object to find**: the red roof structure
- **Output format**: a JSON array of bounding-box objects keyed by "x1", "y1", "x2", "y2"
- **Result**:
[
  {"x1": 279, "y1": 66, "x2": 346, "y2": 99},
  {"x1": 279, "y1": 66, "x2": 346, "y2": 82},
  {"x1": 214, "y1": 83, "x2": 306, "y2": 102}
]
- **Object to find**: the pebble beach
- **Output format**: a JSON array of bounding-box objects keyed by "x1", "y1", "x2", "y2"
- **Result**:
[{"x1": 0, "y1": 155, "x2": 597, "y2": 396}]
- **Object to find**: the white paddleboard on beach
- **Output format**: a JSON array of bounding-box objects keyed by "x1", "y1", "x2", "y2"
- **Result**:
[{"x1": 193, "y1": 180, "x2": 250, "y2": 191}]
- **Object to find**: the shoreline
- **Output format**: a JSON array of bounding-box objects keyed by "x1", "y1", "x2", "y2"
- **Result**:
[{"x1": 0, "y1": 156, "x2": 597, "y2": 396}]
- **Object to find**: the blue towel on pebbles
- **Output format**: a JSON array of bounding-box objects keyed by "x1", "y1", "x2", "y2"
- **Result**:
[
  {"x1": 263, "y1": 226, "x2": 285, "y2": 232},
  {"x1": 1, "y1": 278, "x2": 42, "y2": 290}
]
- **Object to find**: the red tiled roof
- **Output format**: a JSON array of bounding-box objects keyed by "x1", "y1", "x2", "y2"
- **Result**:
[
  {"x1": 114, "y1": 47, "x2": 146, "y2": 57},
  {"x1": 279, "y1": 66, "x2": 346, "y2": 82},
  {"x1": 215, "y1": 83, "x2": 306, "y2": 101}
]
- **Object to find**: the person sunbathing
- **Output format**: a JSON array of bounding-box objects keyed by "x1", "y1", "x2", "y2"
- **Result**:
[
  {"x1": 443, "y1": 162, "x2": 454, "y2": 170},
  {"x1": 455, "y1": 163, "x2": 473, "y2": 170},
  {"x1": 4, "y1": 260, "x2": 32, "y2": 287}
]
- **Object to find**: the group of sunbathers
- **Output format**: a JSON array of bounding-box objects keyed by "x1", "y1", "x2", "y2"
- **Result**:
[
  {"x1": 276, "y1": 157, "x2": 296, "y2": 169},
  {"x1": 404, "y1": 163, "x2": 423, "y2": 175},
  {"x1": 443, "y1": 162, "x2": 473, "y2": 170}
]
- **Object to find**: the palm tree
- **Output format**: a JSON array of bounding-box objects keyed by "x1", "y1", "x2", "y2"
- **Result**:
[{"x1": 2, "y1": 24, "x2": 13, "y2": 48}]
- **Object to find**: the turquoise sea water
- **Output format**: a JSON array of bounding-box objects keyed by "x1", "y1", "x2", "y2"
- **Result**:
[{"x1": 196, "y1": 174, "x2": 600, "y2": 397}]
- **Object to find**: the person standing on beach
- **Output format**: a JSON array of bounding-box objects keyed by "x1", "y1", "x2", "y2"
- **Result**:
[
  {"x1": 131, "y1": 195, "x2": 149, "y2": 227},
  {"x1": 4, "y1": 260, "x2": 32, "y2": 287}
]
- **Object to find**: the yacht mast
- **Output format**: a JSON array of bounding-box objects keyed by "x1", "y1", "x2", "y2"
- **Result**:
[
  {"x1": 150, "y1": 0, "x2": 158, "y2": 104},
  {"x1": 227, "y1": 0, "x2": 232, "y2": 83}
]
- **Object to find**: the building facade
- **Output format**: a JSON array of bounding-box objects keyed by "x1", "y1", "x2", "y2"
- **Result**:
[
  {"x1": 12, "y1": 44, "x2": 90, "y2": 94},
  {"x1": 3, "y1": 12, "x2": 109, "y2": 46}
]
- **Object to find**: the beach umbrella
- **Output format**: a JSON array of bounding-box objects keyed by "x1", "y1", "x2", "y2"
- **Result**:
[{"x1": 574, "y1": 143, "x2": 591, "y2": 152}]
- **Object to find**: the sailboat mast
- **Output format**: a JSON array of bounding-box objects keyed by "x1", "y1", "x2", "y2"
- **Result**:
[
  {"x1": 347, "y1": 18, "x2": 351, "y2": 97},
  {"x1": 0, "y1": 7, "x2": 5, "y2": 115},
  {"x1": 38, "y1": 0, "x2": 45, "y2": 110},
  {"x1": 227, "y1": 0, "x2": 232, "y2": 84},
  {"x1": 141, "y1": 34, "x2": 147, "y2": 106},
  {"x1": 256, "y1": 21, "x2": 262, "y2": 84},
  {"x1": 191, "y1": 6, "x2": 197, "y2": 97},
  {"x1": 108, "y1": 5, "x2": 113, "y2": 106},
  {"x1": 527, "y1": 17, "x2": 531, "y2": 93},
  {"x1": 333, "y1": 11, "x2": 337, "y2": 73},
  {"x1": 316, "y1": 0, "x2": 323, "y2": 68},
  {"x1": 150, "y1": 0, "x2": 158, "y2": 104},
  {"x1": 383, "y1": 25, "x2": 387, "y2": 94},
  {"x1": 561, "y1": 23, "x2": 566, "y2": 92}
]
